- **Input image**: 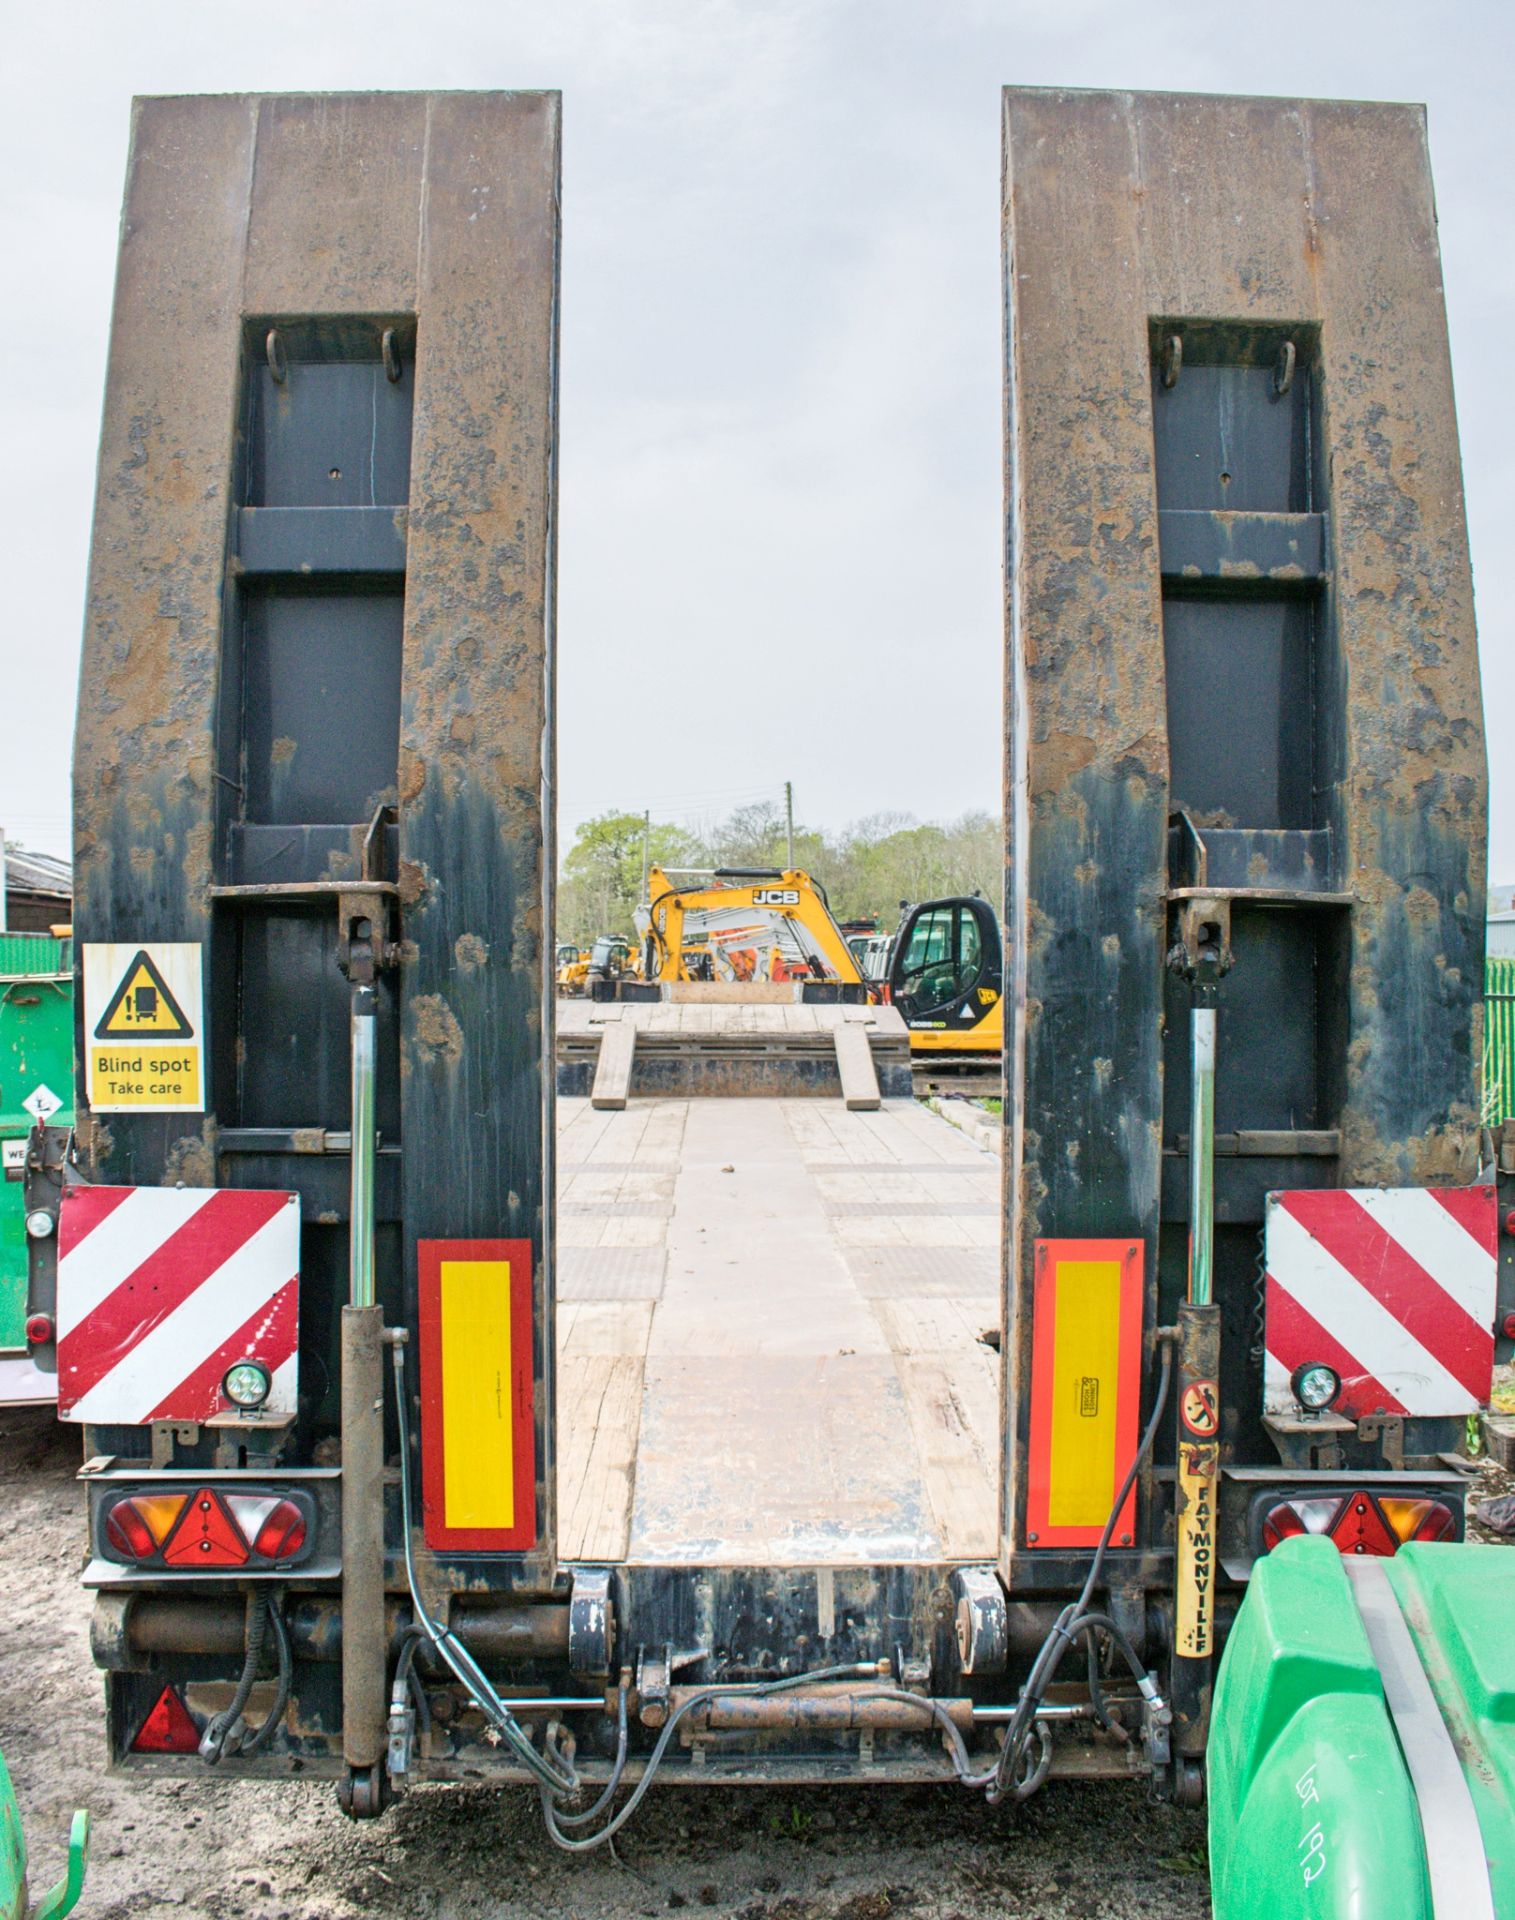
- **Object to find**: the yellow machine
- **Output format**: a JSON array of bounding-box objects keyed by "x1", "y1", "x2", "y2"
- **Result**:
[
  {"x1": 587, "y1": 934, "x2": 636, "y2": 986},
  {"x1": 554, "y1": 944, "x2": 590, "y2": 995},
  {"x1": 639, "y1": 868, "x2": 862, "y2": 986},
  {"x1": 558, "y1": 936, "x2": 636, "y2": 995},
  {"x1": 884, "y1": 895, "x2": 1003, "y2": 1058}
]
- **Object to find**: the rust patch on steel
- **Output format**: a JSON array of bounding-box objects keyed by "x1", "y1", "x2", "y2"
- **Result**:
[
  {"x1": 454, "y1": 933, "x2": 489, "y2": 972},
  {"x1": 162, "y1": 1125, "x2": 217, "y2": 1189},
  {"x1": 398, "y1": 750, "x2": 426, "y2": 804},
  {"x1": 407, "y1": 993, "x2": 464, "y2": 1069},
  {"x1": 397, "y1": 859, "x2": 430, "y2": 909}
]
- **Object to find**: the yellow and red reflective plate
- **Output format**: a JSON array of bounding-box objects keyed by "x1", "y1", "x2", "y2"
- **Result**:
[
  {"x1": 418, "y1": 1239, "x2": 536, "y2": 1552},
  {"x1": 1026, "y1": 1239, "x2": 1143, "y2": 1549}
]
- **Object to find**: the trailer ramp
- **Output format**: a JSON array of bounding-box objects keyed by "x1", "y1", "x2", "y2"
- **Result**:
[{"x1": 558, "y1": 995, "x2": 913, "y2": 1106}]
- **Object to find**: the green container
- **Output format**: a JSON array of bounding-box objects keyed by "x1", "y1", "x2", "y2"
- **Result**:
[
  {"x1": 1210, "y1": 1537, "x2": 1515, "y2": 1918},
  {"x1": 0, "y1": 935, "x2": 74, "y2": 1354}
]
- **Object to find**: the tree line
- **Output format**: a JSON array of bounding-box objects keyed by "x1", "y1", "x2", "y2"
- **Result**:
[{"x1": 556, "y1": 802, "x2": 1001, "y2": 946}]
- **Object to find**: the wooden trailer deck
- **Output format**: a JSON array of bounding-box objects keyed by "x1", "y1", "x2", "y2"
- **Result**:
[{"x1": 556, "y1": 1096, "x2": 1002, "y2": 1566}]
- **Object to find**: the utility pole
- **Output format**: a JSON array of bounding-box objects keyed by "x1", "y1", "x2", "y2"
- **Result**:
[
  {"x1": 784, "y1": 782, "x2": 794, "y2": 871},
  {"x1": 640, "y1": 810, "x2": 650, "y2": 903}
]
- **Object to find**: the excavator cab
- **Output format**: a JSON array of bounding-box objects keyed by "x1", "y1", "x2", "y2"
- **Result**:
[
  {"x1": 587, "y1": 934, "x2": 632, "y2": 981},
  {"x1": 888, "y1": 895, "x2": 1002, "y2": 1053}
]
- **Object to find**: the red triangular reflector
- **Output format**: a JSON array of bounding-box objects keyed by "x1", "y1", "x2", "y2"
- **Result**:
[
  {"x1": 162, "y1": 1489, "x2": 249, "y2": 1567},
  {"x1": 132, "y1": 1685, "x2": 201, "y2": 1753},
  {"x1": 1330, "y1": 1492, "x2": 1398, "y2": 1557}
]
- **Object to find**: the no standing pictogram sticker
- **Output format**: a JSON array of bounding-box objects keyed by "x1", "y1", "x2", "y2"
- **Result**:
[{"x1": 1180, "y1": 1377, "x2": 1219, "y2": 1437}]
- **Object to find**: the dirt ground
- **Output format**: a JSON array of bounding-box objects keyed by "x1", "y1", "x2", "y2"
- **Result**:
[
  {"x1": 0, "y1": 1405, "x2": 1212, "y2": 1920},
  {"x1": 11, "y1": 1397, "x2": 1515, "y2": 1920}
]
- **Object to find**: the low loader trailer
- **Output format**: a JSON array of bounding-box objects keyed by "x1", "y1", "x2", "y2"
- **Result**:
[{"x1": 23, "y1": 85, "x2": 1515, "y2": 1912}]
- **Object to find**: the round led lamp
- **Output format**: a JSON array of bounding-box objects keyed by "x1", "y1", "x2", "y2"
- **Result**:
[
  {"x1": 223, "y1": 1359, "x2": 273, "y2": 1409},
  {"x1": 1290, "y1": 1361, "x2": 1341, "y2": 1413},
  {"x1": 24, "y1": 1209, "x2": 55, "y2": 1240}
]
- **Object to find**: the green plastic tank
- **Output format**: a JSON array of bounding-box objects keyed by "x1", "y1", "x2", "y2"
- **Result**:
[
  {"x1": 1210, "y1": 1536, "x2": 1515, "y2": 1917},
  {"x1": 0, "y1": 933, "x2": 73, "y2": 1391}
]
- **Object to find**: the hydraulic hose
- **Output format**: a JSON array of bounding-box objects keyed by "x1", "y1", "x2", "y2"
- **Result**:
[
  {"x1": 546, "y1": 1681, "x2": 630, "y2": 1831},
  {"x1": 987, "y1": 1338, "x2": 1175, "y2": 1803},
  {"x1": 538, "y1": 1665, "x2": 982, "y2": 1853},
  {"x1": 388, "y1": 1336, "x2": 579, "y2": 1798}
]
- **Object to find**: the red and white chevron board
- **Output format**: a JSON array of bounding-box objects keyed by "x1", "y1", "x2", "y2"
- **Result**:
[
  {"x1": 1264, "y1": 1185, "x2": 1497, "y2": 1420},
  {"x1": 55, "y1": 1185, "x2": 300, "y2": 1425}
]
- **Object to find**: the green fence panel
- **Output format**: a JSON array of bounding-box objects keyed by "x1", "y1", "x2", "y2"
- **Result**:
[{"x1": 1485, "y1": 955, "x2": 1515, "y2": 1127}]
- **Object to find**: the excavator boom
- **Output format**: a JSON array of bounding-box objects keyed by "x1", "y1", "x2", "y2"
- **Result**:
[{"x1": 641, "y1": 867, "x2": 863, "y2": 987}]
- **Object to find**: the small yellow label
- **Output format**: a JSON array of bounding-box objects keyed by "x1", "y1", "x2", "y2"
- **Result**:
[
  {"x1": 87, "y1": 1046, "x2": 202, "y2": 1110},
  {"x1": 1176, "y1": 1439, "x2": 1219, "y2": 1658},
  {"x1": 440, "y1": 1259, "x2": 515, "y2": 1530},
  {"x1": 1048, "y1": 1259, "x2": 1122, "y2": 1528}
]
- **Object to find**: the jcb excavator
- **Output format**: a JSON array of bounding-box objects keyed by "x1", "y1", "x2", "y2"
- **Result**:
[
  {"x1": 638, "y1": 867, "x2": 861, "y2": 986},
  {"x1": 885, "y1": 894, "x2": 1003, "y2": 1060}
]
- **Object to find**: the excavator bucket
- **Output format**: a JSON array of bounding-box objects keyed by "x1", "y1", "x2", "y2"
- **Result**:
[{"x1": 1209, "y1": 1536, "x2": 1513, "y2": 1918}]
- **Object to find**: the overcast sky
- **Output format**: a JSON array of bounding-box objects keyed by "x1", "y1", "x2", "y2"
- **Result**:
[{"x1": 3, "y1": 0, "x2": 1510, "y2": 874}]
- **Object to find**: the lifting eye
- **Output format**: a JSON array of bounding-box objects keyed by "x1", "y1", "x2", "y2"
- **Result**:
[{"x1": 1275, "y1": 338, "x2": 1296, "y2": 395}]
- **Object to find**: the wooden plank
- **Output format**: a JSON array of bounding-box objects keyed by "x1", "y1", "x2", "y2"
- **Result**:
[
  {"x1": 557, "y1": 1300, "x2": 655, "y2": 1357},
  {"x1": 556, "y1": 1095, "x2": 1002, "y2": 1567},
  {"x1": 591, "y1": 1019, "x2": 636, "y2": 1110},
  {"x1": 834, "y1": 1023, "x2": 881, "y2": 1110},
  {"x1": 893, "y1": 1356, "x2": 1000, "y2": 1558},
  {"x1": 555, "y1": 1352, "x2": 646, "y2": 1561}
]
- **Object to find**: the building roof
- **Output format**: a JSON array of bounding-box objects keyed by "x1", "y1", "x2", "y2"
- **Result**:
[{"x1": 4, "y1": 846, "x2": 72, "y2": 899}]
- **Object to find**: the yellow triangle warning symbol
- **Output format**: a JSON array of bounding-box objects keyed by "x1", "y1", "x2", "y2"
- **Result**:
[{"x1": 94, "y1": 950, "x2": 195, "y2": 1040}]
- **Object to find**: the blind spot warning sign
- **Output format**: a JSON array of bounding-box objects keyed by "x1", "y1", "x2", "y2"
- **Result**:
[
  {"x1": 83, "y1": 943, "x2": 205, "y2": 1113},
  {"x1": 94, "y1": 950, "x2": 194, "y2": 1038}
]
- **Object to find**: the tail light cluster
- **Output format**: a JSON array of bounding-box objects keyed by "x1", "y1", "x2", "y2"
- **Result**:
[
  {"x1": 1258, "y1": 1489, "x2": 1457, "y2": 1558},
  {"x1": 100, "y1": 1486, "x2": 313, "y2": 1569}
]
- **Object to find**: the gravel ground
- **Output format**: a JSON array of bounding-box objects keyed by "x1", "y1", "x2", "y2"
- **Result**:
[{"x1": 0, "y1": 1405, "x2": 1210, "y2": 1920}]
